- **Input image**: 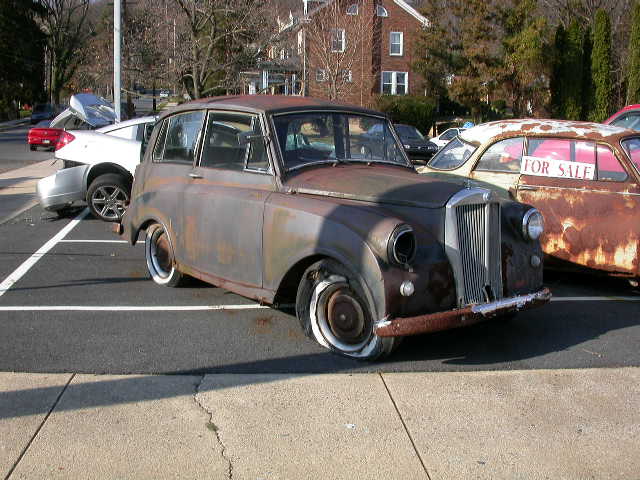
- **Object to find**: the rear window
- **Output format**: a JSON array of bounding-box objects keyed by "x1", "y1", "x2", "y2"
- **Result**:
[{"x1": 427, "y1": 137, "x2": 477, "y2": 170}]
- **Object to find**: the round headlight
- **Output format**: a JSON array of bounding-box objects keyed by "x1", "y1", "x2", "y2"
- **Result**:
[
  {"x1": 522, "y1": 209, "x2": 544, "y2": 241},
  {"x1": 388, "y1": 225, "x2": 416, "y2": 266}
]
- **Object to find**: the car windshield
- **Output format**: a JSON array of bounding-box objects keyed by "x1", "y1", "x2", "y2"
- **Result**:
[
  {"x1": 611, "y1": 113, "x2": 640, "y2": 131},
  {"x1": 622, "y1": 137, "x2": 640, "y2": 173},
  {"x1": 273, "y1": 112, "x2": 409, "y2": 170},
  {"x1": 427, "y1": 137, "x2": 477, "y2": 170},
  {"x1": 395, "y1": 125, "x2": 424, "y2": 140}
]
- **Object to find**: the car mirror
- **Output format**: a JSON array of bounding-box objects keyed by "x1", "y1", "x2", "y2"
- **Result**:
[{"x1": 237, "y1": 131, "x2": 266, "y2": 146}]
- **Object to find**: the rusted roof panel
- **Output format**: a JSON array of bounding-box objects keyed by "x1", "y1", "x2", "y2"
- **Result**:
[{"x1": 461, "y1": 119, "x2": 636, "y2": 145}]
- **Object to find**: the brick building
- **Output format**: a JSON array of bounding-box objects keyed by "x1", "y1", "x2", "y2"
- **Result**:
[{"x1": 242, "y1": 0, "x2": 428, "y2": 108}]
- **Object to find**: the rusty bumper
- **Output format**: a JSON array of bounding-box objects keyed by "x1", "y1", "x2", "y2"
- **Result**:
[{"x1": 374, "y1": 287, "x2": 551, "y2": 337}]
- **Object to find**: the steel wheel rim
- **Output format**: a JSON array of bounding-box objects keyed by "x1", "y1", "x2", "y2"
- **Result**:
[
  {"x1": 91, "y1": 185, "x2": 128, "y2": 220},
  {"x1": 148, "y1": 227, "x2": 173, "y2": 279},
  {"x1": 314, "y1": 280, "x2": 372, "y2": 352}
]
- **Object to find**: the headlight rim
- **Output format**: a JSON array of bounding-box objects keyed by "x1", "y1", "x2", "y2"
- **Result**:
[
  {"x1": 388, "y1": 224, "x2": 417, "y2": 266},
  {"x1": 522, "y1": 208, "x2": 544, "y2": 241}
]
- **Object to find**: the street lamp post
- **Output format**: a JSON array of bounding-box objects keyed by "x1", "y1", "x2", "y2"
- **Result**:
[{"x1": 114, "y1": 0, "x2": 121, "y2": 122}]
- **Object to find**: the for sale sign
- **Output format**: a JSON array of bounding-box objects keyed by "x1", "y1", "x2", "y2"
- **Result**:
[{"x1": 520, "y1": 155, "x2": 595, "y2": 180}]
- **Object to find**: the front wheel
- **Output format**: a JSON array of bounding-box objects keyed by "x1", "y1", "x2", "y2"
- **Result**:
[
  {"x1": 86, "y1": 173, "x2": 130, "y2": 222},
  {"x1": 296, "y1": 259, "x2": 399, "y2": 360},
  {"x1": 144, "y1": 223, "x2": 184, "y2": 287}
]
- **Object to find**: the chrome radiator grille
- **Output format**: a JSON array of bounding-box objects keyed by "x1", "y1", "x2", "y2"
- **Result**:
[{"x1": 444, "y1": 189, "x2": 503, "y2": 307}]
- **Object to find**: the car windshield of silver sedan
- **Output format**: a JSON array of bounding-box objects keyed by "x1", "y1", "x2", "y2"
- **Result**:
[
  {"x1": 427, "y1": 137, "x2": 477, "y2": 170},
  {"x1": 273, "y1": 112, "x2": 409, "y2": 170}
]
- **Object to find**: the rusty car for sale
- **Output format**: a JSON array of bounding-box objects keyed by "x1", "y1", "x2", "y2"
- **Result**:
[
  {"x1": 117, "y1": 96, "x2": 550, "y2": 360},
  {"x1": 419, "y1": 119, "x2": 640, "y2": 284}
]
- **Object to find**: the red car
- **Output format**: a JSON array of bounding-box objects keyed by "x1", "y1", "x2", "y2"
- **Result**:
[
  {"x1": 604, "y1": 104, "x2": 640, "y2": 131},
  {"x1": 27, "y1": 127, "x2": 62, "y2": 151}
]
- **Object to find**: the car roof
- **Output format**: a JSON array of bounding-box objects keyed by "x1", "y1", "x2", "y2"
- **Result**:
[
  {"x1": 459, "y1": 119, "x2": 636, "y2": 145},
  {"x1": 97, "y1": 115, "x2": 156, "y2": 133},
  {"x1": 160, "y1": 95, "x2": 385, "y2": 119}
]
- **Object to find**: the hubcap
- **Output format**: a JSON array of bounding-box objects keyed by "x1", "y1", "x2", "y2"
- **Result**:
[
  {"x1": 150, "y1": 228, "x2": 172, "y2": 278},
  {"x1": 326, "y1": 290, "x2": 366, "y2": 343}
]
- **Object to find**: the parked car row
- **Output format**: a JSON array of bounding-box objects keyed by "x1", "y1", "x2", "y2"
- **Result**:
[{"x1": 32, "y1": 95, "x2": 640, "y2": 360}]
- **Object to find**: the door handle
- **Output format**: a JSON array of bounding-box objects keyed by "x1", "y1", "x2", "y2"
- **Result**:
[
  {"x1": 188, "y1": 172, "x2": 203, "y2": 179},
  {"x1": 519, "y1": 185, "x2": 538, "y2": 191}
]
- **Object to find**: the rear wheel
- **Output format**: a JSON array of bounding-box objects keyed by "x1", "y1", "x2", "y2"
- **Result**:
[
  {"x1": 296, "y1": 259, "x2": 399, "y2": 360},
  {"x1": 144, "y1": 223, "x2": 184, "y2": 287},
  {"x1": 86, "y1": 173, "x2": 130, "y2": 222}
]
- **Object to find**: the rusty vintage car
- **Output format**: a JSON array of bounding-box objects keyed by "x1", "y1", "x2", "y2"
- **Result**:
[
  {"x1": 420, "y1": 119, "x2": 640, "y2": 284},
  {"x1": 118, "y1": 96, "x2": 550, "y2": 360}
]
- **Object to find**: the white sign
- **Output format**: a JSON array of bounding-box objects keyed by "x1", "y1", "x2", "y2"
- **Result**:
[{"x1": 520, "y1": 155, "x2": 595, "y2": 180}]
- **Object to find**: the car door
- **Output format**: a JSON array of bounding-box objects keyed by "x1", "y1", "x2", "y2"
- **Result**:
[
  {"x1": 136, "y1": 110, "x2": 206, "y2": 266},
  {"x1": 468, "y1": 136, "x2": 524, "y2": 199},
  {"x1": 182, "y1": 110, "x2": 276, "y2": 288},
  {"x1": 516, "y1": 137, "x2": 640, "y2": 275}
]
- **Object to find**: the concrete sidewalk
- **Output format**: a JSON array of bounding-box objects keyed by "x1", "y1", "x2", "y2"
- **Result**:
[
  {"x1": 1, "y1": 368, "x2": 638, "y2": 479},
  {"x1": 0, "y1": 160, "x2": 59, "y2": 224}
]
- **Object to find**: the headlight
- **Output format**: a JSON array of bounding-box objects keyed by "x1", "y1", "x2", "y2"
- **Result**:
[
  {"x1": 522, "y1": 209, "x2": 544, "y2": 241},
  {"x1": 388, "y1": 224, "x2": 416, "y2": 265},
  {"x1": 404, "y1": 144, "x2": 411, "y2": 149}
]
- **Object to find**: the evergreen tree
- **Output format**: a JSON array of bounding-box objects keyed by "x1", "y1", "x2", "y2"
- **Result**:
[
  {"x1": 549, "y1": 24, "x2": 565, "y2": 118},
  {"x1": 562, "y1": 20, "x2": 584, "y2": 120},
  {"x1": 590, "y1": 9, "x2": 613, "y2": 122},
  {"x1": 0, "y1": 0, "x2": 45, "y2": 119},
  {"x1": 581, "y1": 27, "x2": 593, "y2": 120},
  {"x1": 627, "y1": 1, "x2": 640, "y2": 104}
]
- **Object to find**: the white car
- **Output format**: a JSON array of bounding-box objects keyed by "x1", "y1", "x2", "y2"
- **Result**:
[
  {"x1": 37, "y1": 116, "x2": 156, "y2": 222},
  {"x1": 430, "y1": 127, "x2": 466, "y2": 150}
]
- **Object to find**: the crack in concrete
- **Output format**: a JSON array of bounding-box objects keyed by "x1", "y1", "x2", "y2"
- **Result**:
[{"x1": 193, "y1": 374, "x2": 233, "y2": 480}]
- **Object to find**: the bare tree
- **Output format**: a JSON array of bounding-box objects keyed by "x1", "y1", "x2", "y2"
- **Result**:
[
  {"x1": 172, "y1": 0, "x2": 272, "y2": 99},
  {"x1": 38, "y1": 0, "x2": 94, "y2": 103},
  {"x1": 305, "y1": 0, "x2": 373, "y2": 102}
]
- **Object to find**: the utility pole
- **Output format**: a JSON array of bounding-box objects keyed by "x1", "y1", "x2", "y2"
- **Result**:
[{"x1": 114, "y1": 0, "x2": 121, "y2": 122}]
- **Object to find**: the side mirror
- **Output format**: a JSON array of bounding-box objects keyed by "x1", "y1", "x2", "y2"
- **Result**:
[{"x1": 237, "y1": 131, "x2": 266, "y2": 146}]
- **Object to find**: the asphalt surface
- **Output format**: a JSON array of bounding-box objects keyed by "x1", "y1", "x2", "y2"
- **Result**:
[
  {"x1": 0, "y1": 124, "x2": 53, "y2": 174},
  {"x1": 1, "y1": 203, "x2": 639, "y2": 375}
]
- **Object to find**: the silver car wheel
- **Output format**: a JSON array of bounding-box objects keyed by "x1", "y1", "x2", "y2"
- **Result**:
[{"x1": 90, "y1": 185, "x2": 128, "y2": 221}]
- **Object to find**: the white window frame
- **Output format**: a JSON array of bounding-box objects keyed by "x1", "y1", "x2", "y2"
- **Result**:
[
  {"x1": 316, "y1": 69, "x2": 328, "y2": 82},
  {"x1": 331, "y1": 28, "x2": 346, "y2": 53},
  {"x1": 381, "y1": 71, "x2": 408, "y2": 95},
  {"x1": 341, "y1": 70, "x2": 352, "y2": 82},
  {"x1": 390, "y1": 31, "x2": 403, "y2": 56},
  {"x1": 346, "y1": 3, "x2": 358, "y2": 15},
  {"x1": 376, "y1": 5, "x2": 388, "y2": 17}
]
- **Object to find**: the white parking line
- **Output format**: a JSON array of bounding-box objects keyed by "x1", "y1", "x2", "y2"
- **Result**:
[
  {"x1": 59, "y1": 239, "x2": 130, "y2": 244},
  {"x1": 0, "y1": 304, "x2": 272, "y2": 312},
  {"x1": 0, "y1": 209, "x2": 89, "y2": 298}
]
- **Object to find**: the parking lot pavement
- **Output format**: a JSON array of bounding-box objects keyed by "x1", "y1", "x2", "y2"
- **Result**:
[{"x1": 0, "y1": 205, "x2": 639, "y2": 375}]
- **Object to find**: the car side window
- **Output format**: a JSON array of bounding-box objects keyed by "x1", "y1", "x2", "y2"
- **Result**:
[
  {"x1": 152, "y1": 120, "x2": 168, "y2": 162},
  {"x1": 475, "y1": 137, "x2": 524, "y2": 173},
  {"x1": 156, "y1": 111, "x2": 205, "y2": 165},
  {"x1": 596, "y1": 144, "x2": 627, "y2": 181},
  {"x1": 524, "y1": 138, "x2": 596, "y2": 180},
  {"x1": 622, "y1": 137, "x2": 640, "y2": 173}
]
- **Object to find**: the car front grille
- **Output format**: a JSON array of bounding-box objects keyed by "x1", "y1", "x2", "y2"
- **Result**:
[{"x1": 444, "y1": 189, "x2": 503, "y2": 307}]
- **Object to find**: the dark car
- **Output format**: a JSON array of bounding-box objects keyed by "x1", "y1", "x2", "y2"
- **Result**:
[
  {"x1": 394, "y1": 124, "x2": 438, "y2": 162},
  {"x1": 118, "y1": 96, "x2": 550, "y2": 360},
  {"x1": 30, "y1": 103, "x2": 56, "y2": 124}
]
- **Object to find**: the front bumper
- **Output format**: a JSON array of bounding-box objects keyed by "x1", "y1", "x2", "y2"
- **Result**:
[
  {"x1": 36, "y1": 165, "x2": 89, "y2": 211},
  {"x1": 375, "y1": 287, "x2": 551, "y2": 337}
]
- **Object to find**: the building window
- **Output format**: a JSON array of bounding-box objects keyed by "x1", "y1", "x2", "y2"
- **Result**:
[
  {"x1": 341, "y1": 70, "x2": 352, "y2": 82},
  {"x1": 331, "y1": 28, "x2": 345, "y2": 52},
  {"x1": 346, "y1": 3, "x2": 358, "y2": 15},
  {"x1": 316, "y1": 69, "x2": 328, "y2": 82},
  {"x1": 390, "y1": 32, "x2": 403, "y2": 56},
  {"x1": 381, "y1": 71, "x2": 408, "y2": 95},
  {"x1": 376, "y1": 5, "x2": 388, "y2": 17}
]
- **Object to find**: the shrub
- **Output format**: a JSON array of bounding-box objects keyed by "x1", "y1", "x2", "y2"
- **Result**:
[{"x1": 375, "y1": 95, "x2": 437, "y2": 134}]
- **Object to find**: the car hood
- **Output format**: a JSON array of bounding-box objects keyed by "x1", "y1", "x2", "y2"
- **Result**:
[{"x1": 283, "y1": 164, "x2": 465, "y2": 208}]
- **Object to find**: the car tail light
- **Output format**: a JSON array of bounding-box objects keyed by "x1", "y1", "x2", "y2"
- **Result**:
[{"x1": 55, "y1": 131, "x2": 75, "y2": 150}]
